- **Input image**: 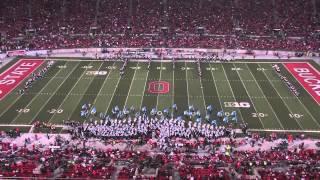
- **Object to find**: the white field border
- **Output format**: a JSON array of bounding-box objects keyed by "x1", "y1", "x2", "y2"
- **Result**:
[
  {"x1": 220, "y1": 64, "x2": 245, "y2": 122},
  {"x1": 25, "y1": 62, "x2": 83, "y2": 124},
  {"x1": 233, "y1": 63, "x2": 265, "y2": 129},
  {"x1": 258, "y1": 63, "x2": 304, "y2": 130},
  {"x1": 47, "y1": 62, "x2": 95, "y2": 124},
  {"x1": 10, "y1": 61, "x2": 71, "y2": 124},
  {"x1": 124, "y1": 62, "x2": 140, "y2": 107},
  {"x1": 0, "y1": 59, "x2": 45, "y2": 101},
  {"x1": 248, "y1": 129, "x2": 320, "y2": 133},
  {"x1": 245, "y1": 63, "x2": 284, "y2": 129},
  {"x1": 66, "y1": 62, "x2": 104, "y2": 121}
]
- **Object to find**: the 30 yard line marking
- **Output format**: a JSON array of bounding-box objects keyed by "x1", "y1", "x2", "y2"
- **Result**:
[
  {"x1": 28, "y1": 62, "x2": 85, "y2": 124},
  {"x1": 245, "y1": 64, "x2": 284, "y2": 129},
  {"x1": 67, "y1": 62, "x2": 104, "y2": 121},
  {"x1": 124, "y1": 62, "x2": 140, "y2": 107},
  {"x1": 184, "y1": 62, "x2": 190, "y2": 107},
  {"x1": 9, "y1": 62, "x2": 76, "y2": 124},
  {"x1": 258, "y1": 64, "x2": 303, "y2": 130},
  {"x1": 220, "y1": 64, "x2": 244, "y2": 123},
  {"x1": 233, "y1": 64, "x2": 265, "y2": 129},
  {"x1": 47, "y1": 62, "x2": 95, "y2": 124}
]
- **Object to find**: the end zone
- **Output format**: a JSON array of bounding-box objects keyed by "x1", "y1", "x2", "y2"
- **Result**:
[
  {"x1": 0, "y1": 59, "x2": 44, "y2": 100},
  {"x1": 283, "y1": 62, "x2": 320, "y2": 105}
]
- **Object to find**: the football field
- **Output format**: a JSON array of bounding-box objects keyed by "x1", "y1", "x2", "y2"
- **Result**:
[{"x1": 0, "y1": 58, "x2": 319, "y2": 133}]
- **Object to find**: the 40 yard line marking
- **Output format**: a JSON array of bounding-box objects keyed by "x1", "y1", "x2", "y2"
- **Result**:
[
  {"x1": 258, "y1": 63, "x2": 304, "y2": 130},
  {"x1": 124, "y1": 62, "x2": 140, "y2": 108},
  {"x1": 245, "y1": 64, "x2": 284, "y2": 129},
  {"x1": 220, "y1": 64, "x2": 244, "y2": 123},
  {"x1": 47, "y1": 62, "x2": 94, "y2": 124},
  {"x1": 233, "y1": 64, "x2": 265, "y2": 129},
  {"x1": 9, "y1": 62, "x2": 76, "y2": 124}
]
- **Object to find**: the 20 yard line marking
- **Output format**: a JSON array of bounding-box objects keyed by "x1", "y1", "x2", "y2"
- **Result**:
[
  {"x1": 233, "y1": 64, "x2": 265, "y2": 129},
  {"x1": 28, "y1": 62, "x2": 85, "y2": 124},
  {"x1": 258, "y1": 64, "x2": 304, "y2": 130},
  {"x1": 124, "y1": 62, "x2": 140, "y2": 108},
  {"x1": 9, "y1": 62, "x2": 75, "y2": 124},
  {"x1": 47, "y1": 62, "x2": 95, "y2": 124},
  {"x1": 245, "y1": 64, "x2": 284, "y2": 129}
]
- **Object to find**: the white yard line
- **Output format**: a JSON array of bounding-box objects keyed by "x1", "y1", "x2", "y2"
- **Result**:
[
  {"x1": 282, "y1": 64, "x2": 320, "y2": 128},
  {"x1": 26, "y1": 62, "x2": 85, "y2": 124},
  {"x1": 184, "y1": 62, "x2": 190, "y2": 106},
  {"x1": 171, "y1": 62, "x2": 175, "y2": 117},
  {"x1": 233, "y1": 64, "x2": 265, "y2": 129},
  {"x1": 248, "y1": 129, "x2": 320, "y2": 133},
  {"x1": 47, "y1": 62, "x2": 94, "y2": 124},
  {"x1": 258, "y1": 64, "x2": 304, "y2": 130},
  {"x1": 104, "y1": 73, "x2": 122, "y2": 114},
  {"x1": 220, "y1": 64, "x2": 245, "y2": 122},
  {"x1": 124, "y1": 62, "x2": 140, "y2": 107},
  {"x1": 245, "y1": 64, "x2": 284, "y2": 129},
  {"x1": 197, "y1": 64, "x2": 207, "y2": 112},
  {"x1": 139, "y1": 66, "x2": 150, "y2": 110},
  {"x1": 67, "y1": 62, "x2": 104, "y2": 121},
  {"x1": 208, "y1": 63, "x2": 223, "y2": 111},
  {"x1": 156, "y1": 61, "x2": 163, "y2": 109},
  {"x1": 9, "y1": 62, "x2": 75, "y2": 124}
]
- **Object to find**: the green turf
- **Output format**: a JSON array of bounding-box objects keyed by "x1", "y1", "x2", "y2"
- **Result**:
[{"x1": 0, "y1": 59, "x2": 319, "y2": 132}]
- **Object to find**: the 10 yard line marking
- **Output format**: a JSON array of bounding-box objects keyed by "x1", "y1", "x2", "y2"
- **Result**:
[
  {"x1": 28, "y1": 62, "x2": 85, "y2": 124},
  {"x1": 258, "y1": 64, "x2": 304, "y2": 130},
  {"x1": 233, "y1": 64, "x2": 265, "y2": 129},
  {"x1": 220, "y1": 64, "x2": 245, "y2": 123},
  {"x1": 282, "y1": 64, "x2": 320, "y2": 128},
  {"x1": 124, "y1": 62, "x2": 140, "y2": 108},
  {"x1": 9, "y1": 62, "x2": 75, "y2": 124},
  {"x1": 47, "y1": 62, "x2": 95, "y2": 124},
  {"x1": 245, "y1": 64, "x2": 284, "y2": 129}
]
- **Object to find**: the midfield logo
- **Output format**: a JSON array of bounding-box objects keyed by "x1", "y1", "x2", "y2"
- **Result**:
[{"x1": 148, "y1": 81, "x2": 170, "y2": 94}]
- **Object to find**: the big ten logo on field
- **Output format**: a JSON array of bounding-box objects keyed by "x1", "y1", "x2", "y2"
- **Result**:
[{"x1": 148, "y1": 81, "x2": 170, "y2": 94}]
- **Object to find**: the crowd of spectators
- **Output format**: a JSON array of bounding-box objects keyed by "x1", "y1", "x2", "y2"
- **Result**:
[
  {"x1": 0, "y1": 126, "x2": 319, "y2": 179},
  {"x1": 0, "y1": 0, "x2": 319, "y2": 52}
]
